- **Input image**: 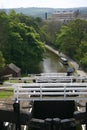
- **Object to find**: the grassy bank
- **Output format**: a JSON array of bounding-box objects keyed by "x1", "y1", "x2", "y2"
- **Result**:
[{"x1": 0, "y1": 88, "x2": 13, "y2": 99}]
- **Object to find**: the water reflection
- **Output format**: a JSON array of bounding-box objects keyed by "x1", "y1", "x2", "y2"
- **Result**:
[{"x1": 39, "y1": 49, "x2": 67, "y2": 73}]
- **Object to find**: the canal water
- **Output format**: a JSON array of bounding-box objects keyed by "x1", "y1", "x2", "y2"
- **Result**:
[{"x1": 39, "y1": 48, "x2": 67, "y2": 73}]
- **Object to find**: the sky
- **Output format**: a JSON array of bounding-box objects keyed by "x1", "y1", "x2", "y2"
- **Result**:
[{"x1": 0, "y1": 0, "x2": 87, "y2": 9}]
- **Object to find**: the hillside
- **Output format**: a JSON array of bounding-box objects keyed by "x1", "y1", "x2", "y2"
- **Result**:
[{"x1": 0, "y1": 7, "x2": 87, "y2": 18}]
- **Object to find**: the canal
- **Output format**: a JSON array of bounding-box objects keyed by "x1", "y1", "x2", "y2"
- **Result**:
[{"x1": 39, "y1": 48, "x2": 67, "y2": 73}]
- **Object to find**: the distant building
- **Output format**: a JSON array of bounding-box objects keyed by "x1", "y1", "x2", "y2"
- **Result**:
[
  {"x1": 52, "y1": 10, "x2": 87, "y2": 22},
  {"x1": 2, "y1": 63, "x2": 21, "y2": 77},
  {"x1": 52, "y1": 10, "x2": 75, "y2": 21}
]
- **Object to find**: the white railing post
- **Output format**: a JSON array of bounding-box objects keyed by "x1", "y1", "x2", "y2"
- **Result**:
[
  {"x1": 64, "y1": 85, "x2": 66, "y2": 100},
  {"x1": 40, "y1": 83, "x2": 42, "y2": 100},
  {"x1": 71, "y1": 77, "x2": 72, "y2": 83},
  {"x1": 16, "y1": 86, "x2": 19, "y2": 101}
]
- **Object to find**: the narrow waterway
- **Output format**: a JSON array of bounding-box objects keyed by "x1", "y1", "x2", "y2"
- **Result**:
[{"x1": 39, "y1": 48, "x2": 67, "y2": 73}]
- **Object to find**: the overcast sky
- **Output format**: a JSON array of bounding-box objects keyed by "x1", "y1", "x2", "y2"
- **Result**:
[{"x1": 0, "y1": 0, "x2": 87, "y2": 9}]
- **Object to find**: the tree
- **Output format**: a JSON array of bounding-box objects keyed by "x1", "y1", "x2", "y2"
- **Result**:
[
  {"x1": 0, "y1": 11, "x2": 45, "y2": 73},
  {"x1": 55, "y1": 19, "x2": 87, "y2": 70},
  {"x1": 4, "y1": 19, "x2": 45, "y2": 73},
  {"x1": 41, "y1": 21, "x2": 62, "y2": 45},
  {"x1": 0, "y1": 51, "x2": 5, "y2": 72},
  {"x1": 0, "y1": 11, "x2": 10, "y2": 48},
  {"x1": 56, "y1": 26, "x2": 77, "y2": 57},
  {"x1": 56, "y1": 19, "x2": 87, "y2": 59},
  {"x1": 81, "y1": 53, "x2": 87, "y2": 69}
]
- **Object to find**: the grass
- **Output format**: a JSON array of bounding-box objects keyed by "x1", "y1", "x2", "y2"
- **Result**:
[
  {"x1": 0, "y1": 88, "x2": 13, "y2": 99},
  {"x1": 6, "y1": 78, "x2": 31, "y2": 83}
]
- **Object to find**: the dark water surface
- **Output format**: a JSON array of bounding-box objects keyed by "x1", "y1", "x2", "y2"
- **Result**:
[{"x1": 39, "y1": 49, "x2": 67, "y2": 73}]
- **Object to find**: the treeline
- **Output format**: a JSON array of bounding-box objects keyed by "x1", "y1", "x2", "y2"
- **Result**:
[
  {"x1": 0, "y1": 10, "x2": 45, "y2": 74},
  {"x1": 3, "y1": 7, "x2": 87, "y2": 18}
]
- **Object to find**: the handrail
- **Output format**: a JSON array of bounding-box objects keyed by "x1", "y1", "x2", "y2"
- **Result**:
[
  {"x1": 13, "y1": 82, "x2": 87, "y2": 101},
  {"x1": 13, "y1": 82, "x2": 87, "y2": 87}
]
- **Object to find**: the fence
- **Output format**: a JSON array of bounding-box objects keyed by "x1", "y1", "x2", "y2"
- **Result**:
[
  {"x1": 13, "y1": 82, "x2": 87, "y2": 101},
  {"x1": 9, "y1": 75, "x2": 87, "y2": 83}
]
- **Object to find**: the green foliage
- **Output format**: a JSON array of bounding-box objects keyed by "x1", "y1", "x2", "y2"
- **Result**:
[
  {"x1": 0, "y1": 89, "x2": 13, "y2": 99},
  {"x1": 41, "y1": 21, "x2": 62, "y2": 45},
  {"x1": 0, "y1": 11, "x2": 10, "y2": 48},
  {"x1": 81, "y1": 53, "x2": 87, "y2": 69},
  {"x1": 56, "y1": 19, "x2": 87, "y2": 69},
  {"x1": 0, "y1": 10, "x2": 45, "y2": 74},
  {"x1": 0, "y1": 51, "x2": 5, "y2": 72}
]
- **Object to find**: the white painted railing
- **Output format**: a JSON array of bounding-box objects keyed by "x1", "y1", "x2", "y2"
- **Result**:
[
  {"x1": 35, "y1": 75, "x2": 87, "y2": 83},
  {"x1": 40, "y1": 73, "x2": 67, "y2": 76},
  {"x1": 28, "y1": 73, "x2": 67, "y2": 77},
  {"x1": 9, "y1": 75, "x2": 87, "y2": 83},
  {"x1": 13, "y1": 82, "x2": 87, "y2": 101}
]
